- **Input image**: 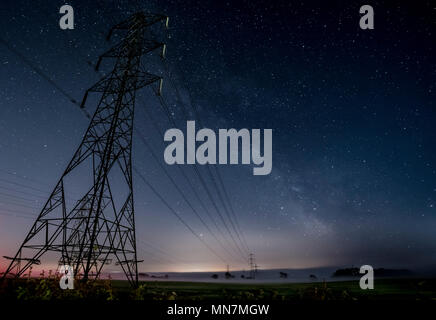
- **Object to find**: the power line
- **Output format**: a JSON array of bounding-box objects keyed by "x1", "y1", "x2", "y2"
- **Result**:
[
  {"x1": 138, "y1": 102, "x2": 246, "y2": 263},
  {"x1": 0, "y1": 168, "x2": 53, "y2": 188},
  {"x1": 0, "y1": 185, "x2": 49, "y2": 201},
  {"x1": 162, "y1": 60, "x2": 251, "y2": 253},
  {"x1": 135, "y1": 125, "x2": 241, "y2": 263},
  {"x1": 134, "y1": 60, "x2": 248, "y2": 261},
  {"x1": 0, "y1": 178, "x2": 80, "y2": 203},
  {"x1": 0, "y1": 208, "x2": 36, "y2": 219},
  {"x1": 0, "y1": 198, "x2": 40, "y2": 210},
  {"x1": 0, "y1": 37, "x2": 91, "y2": 119},
  {"x1": 136, "y1": 238, "x2": 187, "y2": 266},
  {"x1": 0, "y1": 190, "x2": 43, "y2": 203},
  {"x1": 133, "y1": 166, "x2": 228, "y2": 264},
  {"x1": 0, "y1": 177, "x2": 52, "y2": 195},
  {"x1": 152, "y1": 67, "x2": 249, "y2": 255},
  {"x1": 159, "y1": 59, "x2": 250, "y2": 253},
  {"x1": 152, "y1": 85, "x2": 248, "y2": 259},
  {"x1": 213, "y1": 165, "x2": 250, "y2": 252},
  {"x1": 136, "y1": 246, "x2": 175, "y2": 265}
]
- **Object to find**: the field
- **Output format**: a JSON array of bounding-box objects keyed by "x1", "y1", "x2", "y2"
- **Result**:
[{"x1": 1, "y1": 277, "x2": 436, "y2": 301}]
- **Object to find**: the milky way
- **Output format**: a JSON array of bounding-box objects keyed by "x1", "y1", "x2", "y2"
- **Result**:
[{"x1": 0, "y1": 0, "x2": 435, "y2": 272}]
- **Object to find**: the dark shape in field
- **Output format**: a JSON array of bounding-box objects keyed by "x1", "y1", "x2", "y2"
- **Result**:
[
  {"x1": 333, "y1": 268, "x2": 360, "y2": 277},
  {"x1": 332, "y1": 267, "x2": 413, "y2": 278},
  {"x1": 279, "y1": 271, "x2": 288, "y2": 278},
  {"x1": 309, "y1": 274, "x2": 317, "y2": 280},
  {"x1": 211, "y1": 274, "x2": 218, "y2": 279},
  {"x1": 150, "y1": 274, "x2": 169, "y2": 279}
]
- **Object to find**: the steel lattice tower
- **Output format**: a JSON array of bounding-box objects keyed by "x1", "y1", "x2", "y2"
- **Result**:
[{"x1": 1, "y1": 12, "x2": 168, "y2": 287}]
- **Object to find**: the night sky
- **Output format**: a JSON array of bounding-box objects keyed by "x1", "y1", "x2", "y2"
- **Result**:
[{"x1": 0, "y1": 0, "x2": 435, "y2": 273}]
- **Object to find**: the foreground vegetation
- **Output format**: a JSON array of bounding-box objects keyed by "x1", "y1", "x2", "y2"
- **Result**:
[{"x1": 0, "y1": 278, "x2": 435, "y2": 301}]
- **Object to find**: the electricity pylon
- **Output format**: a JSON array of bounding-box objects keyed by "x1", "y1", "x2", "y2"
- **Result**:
[
  {"x1": 249, "y1": 253, "x2": 256, "y2": 279},
  {"x1": 1, "y1": 12, "x2": 168, "y2": 287}
]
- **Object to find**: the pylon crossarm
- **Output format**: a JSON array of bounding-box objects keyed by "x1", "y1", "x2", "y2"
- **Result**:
[
  {"x1": 106, "y1": 13, "x2": 168, "y2": 41},
  {"x1": 96, "y1": 39, "x2": 165, "y2": 71},
  {"x1": 3, "y1": 256, "x2": 41, "y2": 265},
  {"x1": 115, "y1": 259, "x2": 144, "y2": 266},
  {"x1": 85, "y1": 71, "x2": 161, "y2": 94}
]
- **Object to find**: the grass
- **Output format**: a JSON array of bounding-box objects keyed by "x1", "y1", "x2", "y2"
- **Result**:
[
  {"x1": 112, "y1": 278, "x2": 436, "y2": 301},
  {"x1": 1, "y1": 277, "x2": 436, "y2": 301}
]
